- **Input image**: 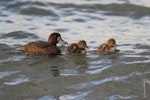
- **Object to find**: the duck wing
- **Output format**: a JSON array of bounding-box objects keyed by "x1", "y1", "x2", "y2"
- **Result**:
[{"x1": 27, "y1": 41, "x2": 50, "y2": 48}]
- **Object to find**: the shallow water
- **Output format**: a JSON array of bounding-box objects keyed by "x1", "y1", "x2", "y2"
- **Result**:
[{"x1": 0, "y1": 0, "x2": 150, "y2": 100}]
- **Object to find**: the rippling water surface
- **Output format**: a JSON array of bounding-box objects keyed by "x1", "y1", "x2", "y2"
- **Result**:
[{"x1": 0, "y1": 0, "x2": 150, "y2": 100}]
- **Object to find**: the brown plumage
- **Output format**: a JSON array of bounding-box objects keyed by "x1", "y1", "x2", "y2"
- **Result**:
[
  {"x1": 98, "y1": 38, "x2": 117, "y2": 52},
  {"x1": 20, "y1": 32, "x2": 68, "y2": 55},
  {"x1": 67, "y1": 40, "x2": 88, "y2": 54}
]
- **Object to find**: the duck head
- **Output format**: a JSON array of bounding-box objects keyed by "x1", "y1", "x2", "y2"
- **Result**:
[
  {"x1": 77, "y1": 40, "x2": 88, "y2": 49},
  {"x1": 48, "y1": 32, "x2": 68, "y2": 46},
  {"x1": 107, "y1": 38, "x2": 116, "y2": 47}
]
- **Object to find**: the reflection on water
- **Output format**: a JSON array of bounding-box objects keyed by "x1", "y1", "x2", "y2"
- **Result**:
[
  {"x1": 0, "y1": 0, "x2": 150, "y2": 100},
  {"x1": 50, "y1": 66, "x2": 60, "y2": 77}
]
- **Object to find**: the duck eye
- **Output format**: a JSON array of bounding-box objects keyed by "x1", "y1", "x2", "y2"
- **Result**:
[{"x1": 54, "y1": 35, "x2": 57, "y2": 38}]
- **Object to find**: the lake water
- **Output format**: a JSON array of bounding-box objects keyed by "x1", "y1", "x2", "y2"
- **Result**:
[{"x1": 0, "y1": 0, "x2": 150, "y2": 100}]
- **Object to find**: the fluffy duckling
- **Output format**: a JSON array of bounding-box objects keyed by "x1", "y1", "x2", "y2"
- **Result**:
[
  {"x1": 20, "y1": 32, "x2": 68, "y2": 55},
  {"x1": 67, "y1": 40, "x2": 88, "y2": 54},
  {"x1": 98, "y1": 38, "x2": 117, "y2": 52}
]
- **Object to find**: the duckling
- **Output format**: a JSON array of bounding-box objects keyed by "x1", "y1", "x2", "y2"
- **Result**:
[
  {"x1": 98, "y1": 38, "x2": 117, "y2": 52},
  {"x1": 67, "y1": 40, "x2": 88, "y2": 54}
]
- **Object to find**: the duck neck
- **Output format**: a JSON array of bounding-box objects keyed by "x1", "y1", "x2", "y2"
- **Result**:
[
  {"x1": 49, "y1": 42, "x2": 57, "y2": 46},
  {"x1": 80, "y1": 48, "x2": 85, "y2": 50},
  {"x1": 48, "y1": 39, "x2": 57, "y2": 46}
]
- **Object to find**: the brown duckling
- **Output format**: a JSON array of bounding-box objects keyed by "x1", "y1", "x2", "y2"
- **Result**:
[
  {"x1": 20, "y1": 32, "x2": 68, "y2": 55},
  {"x1": 98, "y1": 38, "x2": 117, "y2": 52},
  {"x1": 67, "y1": 40, "x2": 88, "y2": 54}
]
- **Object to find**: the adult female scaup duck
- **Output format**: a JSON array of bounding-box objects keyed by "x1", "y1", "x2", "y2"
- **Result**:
[
  {"x1": 98, "y1": 38, "x2": 117, "y2": 52},
  {"x1": 20, "y1": 32, "x2": 68, "y2": 55},
  {"x1": 67, "y1": 40, "x2": 88, "y2": 54}
]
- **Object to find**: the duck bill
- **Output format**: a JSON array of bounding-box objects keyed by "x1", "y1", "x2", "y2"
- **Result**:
[{"x1": 57, "y1": 36, "x2": 68, "y2": 46}]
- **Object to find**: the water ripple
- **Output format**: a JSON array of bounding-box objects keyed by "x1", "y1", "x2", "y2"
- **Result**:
[
  {"x1": 0, "y1": 56, "x2": 25, "y2": 63},
  {"x1": 108, "y1": 95, "x2": 138, "y2": 100},
  {"x1": 0, "y1": 0, "x2": 150, "y2": 99},
  {"x1": 87, "y1": 65, "x2": 112, "y2": 75},
  {"x1": 59, "y1": 91, "x2": 92, "y2": 100},
  {"x1": 71, "y1": 71, "x2": 150, "y2": 90},
  {"x1": 0, "y1": 71, "x2": 19, "y2": 79},
  {"x1": 21, "y1": 6, "x2": 58, "y2": 17},
  {"x1": 4, "y1": 75, "x2": 29, "y2": 85},
  {"x1": 38, "y1": 95, "x2": 56, "y2": 100},
  {"x1": 0, "y1": 31, "x2": 39, "y2": 39}
]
